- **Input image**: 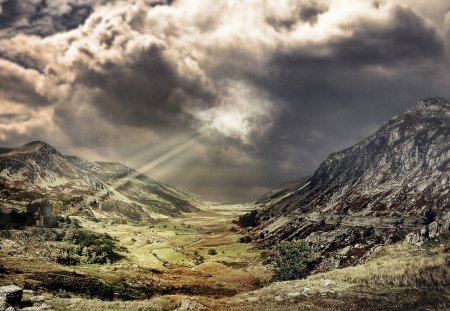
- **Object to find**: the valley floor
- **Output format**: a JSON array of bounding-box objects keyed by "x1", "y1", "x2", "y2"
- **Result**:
[{"x1": 1, "y1": 202, "x2": 449, "y2": 311}]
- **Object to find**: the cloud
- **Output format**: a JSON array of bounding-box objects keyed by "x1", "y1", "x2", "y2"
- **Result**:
[
  {"x1": 0, "y1": 112, "x2": 30, "y2": 124},
  {"x1": 0, "y1": 0, "x2": 449, "y2": 200},
  {"x1": 0, "y1": 58, "x2": 49, "y2": 106},
  {"x1": 0, "y1": 0, "x2": 109, "y2": 38}
]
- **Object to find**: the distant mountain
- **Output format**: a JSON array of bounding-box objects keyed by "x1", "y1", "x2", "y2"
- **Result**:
[
  {"x1": 0, "y1": 141, "x2": 196, "y2": 220},
  {"x1": 251, "y1": 97, "x2": 450, "y2": 271}
]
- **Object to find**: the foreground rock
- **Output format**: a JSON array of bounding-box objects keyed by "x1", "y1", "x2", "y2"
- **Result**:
[{"x1": 0, "y1": 285, "x2": 23, "y2": 306}]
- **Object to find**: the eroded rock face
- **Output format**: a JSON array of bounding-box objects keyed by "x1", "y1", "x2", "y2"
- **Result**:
[{"x1": 252, "y1": 98, "x2": 450, "y2": 270}]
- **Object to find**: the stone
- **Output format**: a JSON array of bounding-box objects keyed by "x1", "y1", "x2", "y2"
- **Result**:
[
  {"x1": 21, "y1": 304, "x2": 53, "y2": 311},
  {"x1": 274, "y1": 295, "x2": 283, "y2": 302},
  {"x1": 427, "y1": 222, "x2": 439, "y2": 238},
  {"x1": 174, "y1": 298, "x2": 206, "y2": 311},
  {"x1": 0, "y1": 296, "x2": 11, "y2": 311},
  {"x1": 0, "y1": 285, "x2": 23, "y2": 305},
  {"x1": 30, "y1": 296, "x2": 46, "y2": 303}
]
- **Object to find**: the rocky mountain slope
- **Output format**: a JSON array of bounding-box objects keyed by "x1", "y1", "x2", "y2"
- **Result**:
[
  {"x1": 251, "y1": 97, "x2": 449, "y2": 270},
  {"x1": 0, "y1": 141, "x2": 196, "y2": 220}
]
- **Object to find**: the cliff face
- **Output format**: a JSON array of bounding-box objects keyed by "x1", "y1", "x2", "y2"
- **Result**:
[{"x1": 252, "y1": 98, "x2": 449, "y2": 271}]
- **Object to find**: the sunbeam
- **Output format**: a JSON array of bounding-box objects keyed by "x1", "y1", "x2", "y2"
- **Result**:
[{"x1": 95, "y1": 132, "x2": 203, "y2": 199}]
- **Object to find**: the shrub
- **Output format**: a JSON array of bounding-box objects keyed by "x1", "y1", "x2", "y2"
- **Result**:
[
  {"x1": 208, "y1": 249, "x2": 217, "y2": 256},
  {"x1": 264, "y1": 239, "x2": 314, "y2": 281},
  {"x1": 57, "y1": 229, "x2": 117, "y2": 265},
  {"x1": 392, "y1": 229, "x2": 409, "y2": 242},
  {"x1": 235, "y1": 210, "x2": 258, "y2": 228},
  {"x1": 239, "y1": 236, "x2": 252, "y2": 243}
]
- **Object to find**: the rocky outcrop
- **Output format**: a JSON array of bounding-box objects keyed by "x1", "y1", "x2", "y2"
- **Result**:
[
  {"x1": 251, "y1": 98, "x2": 450, "y2": 270},
  {"x1": 406, "y1": 211, "x2": 450, "y2": 244},
  {"x1": 0, "y1": 285, "x2": 22, "y2": 305},
  {"x1": 0, "y1": 284, "x2": 22, "y2": 310}
]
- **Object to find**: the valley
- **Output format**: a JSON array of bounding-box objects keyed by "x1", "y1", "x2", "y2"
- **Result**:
[
  {"x1": 1, "y1": 201, "x2": 449, "y2": 311},
  {"x1": 0, "y1": 202, "x2": 271, "y2": 309},
  {"x1": 0, "y1": 98, "x2": 449, "y2": 310}
]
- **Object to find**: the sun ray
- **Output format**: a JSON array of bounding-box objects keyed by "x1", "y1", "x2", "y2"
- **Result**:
[{"x1": 95, "y1": 132, "x2": 203, "y2": 199}]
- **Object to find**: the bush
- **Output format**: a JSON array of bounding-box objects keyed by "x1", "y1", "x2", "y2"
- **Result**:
[
  {"x1": 57, "y1": 229, "x2": 117, "y2": 265},
  {"x1": 392, "y1": 229, "x2": 409, "y2": 242},
  {"x1": 264, "y1": 239, "x2": 314, "y2": 281},
  {"x1": 208, "y1": 249, "x2": 217, "y2": 256},
  {"x1": 235, "y1": 210, "x2": 258, "y2": 228}
]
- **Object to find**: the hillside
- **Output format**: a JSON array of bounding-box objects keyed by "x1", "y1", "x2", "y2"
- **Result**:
[
  {"x1": 0, "y1": 141, "x2": 196, "y2": 220},
  {"x1": 250, "y1": 97, "x2": 450, "y2": 270}
]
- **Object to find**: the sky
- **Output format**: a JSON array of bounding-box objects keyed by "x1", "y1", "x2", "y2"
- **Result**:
[{"x1": 0, "y1": 0, "x2": 449, "y2": 201}]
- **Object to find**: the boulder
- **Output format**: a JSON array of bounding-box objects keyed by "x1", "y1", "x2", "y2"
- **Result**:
[
  {"x1": 174, "y1": 298, "x2": 206, "y2": 311},
  {"x1": 0, "y1": 285, "x2": 22, "y2": 305},
  {"x1": 0, "y1": 296, "x2": 11, "y2": 311}
]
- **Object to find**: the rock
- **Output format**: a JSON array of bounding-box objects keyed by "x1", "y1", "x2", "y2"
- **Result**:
[
  {"x1": 174, "y1": 298, "x2": 206, "y2": 311},
  {"x1": 323, "y1": 279, "x2": 332, "y2": 286},
  {"x1": 5, "y1": 307, "x2": 14, "y2": 311},
  {"x1": 428, "y1": 222, "x2": 439, "y2": 238},
  {"x1": 0, "y1": 296, "x2": 11, "y2": 311},
  {"x1": 0, "y1": 285, "x2": 23, "y2": 305},
  {"x1": 30, "y1": 296, "x2": 46, "y2": 303},
  {"x1": 38, "y1": 303, "x2": 52, "y2": 310},
  {"x1": 247, "y1": 296, "x2": 259, "y2": 302},
  {"x1": 274, "y1": 295, "x2": 283, "y2": 302},
  {"x1": 21, "y1": 304, "x2": 53, "y2": 311}
]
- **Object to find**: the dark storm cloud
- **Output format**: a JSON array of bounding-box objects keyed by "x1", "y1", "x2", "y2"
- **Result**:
[
  {"x1": 335, "y1": 6, "x2": 444, "y2": 64},
  {"x1": 0, "y1": 60, "x2": 49, "y2": 106},
  {"x1": 72, "y1": 47, "x2": 214, "y2": 131},
  {"x1": 298, "y1": 2, "x2": 328, "y2": 24},
  {"x1": 0, "y1": 0, "x2": 107, "y2": 38},
  {"x1": 245, "y1": 4, "x2": 449, "y2": 186}
]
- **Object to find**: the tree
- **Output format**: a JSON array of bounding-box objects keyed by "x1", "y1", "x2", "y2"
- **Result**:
[
  {"x1": 264, "y1": 239, "x2": 314, "y2": 281},
  {"x1": 235, "y1": 210, "x2": 258, "y2": 228}
]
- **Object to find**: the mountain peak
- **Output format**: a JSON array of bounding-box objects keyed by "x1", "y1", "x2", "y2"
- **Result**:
[
  {"x1": 407, "y1": 97, "x2": 450, "y2": 115},
  {"x1": 9, "y1": 141, "x2": 62, "y2": 157}
]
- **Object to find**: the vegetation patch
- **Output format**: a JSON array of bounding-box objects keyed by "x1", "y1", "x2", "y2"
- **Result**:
[{"x1": 263, "y1": 239, "x2": 315, "y2": 281}]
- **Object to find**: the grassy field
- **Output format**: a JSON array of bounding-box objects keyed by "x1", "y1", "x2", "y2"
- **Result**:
[
  {"x1": 42, "y1": 237, "x2": 450, "y2": 310},
  {"x1": 0, "y1": 202, "x2": 269, "y2": 302}
]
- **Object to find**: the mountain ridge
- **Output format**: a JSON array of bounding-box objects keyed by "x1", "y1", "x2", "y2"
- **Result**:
[
  {"x1": 0, "y1": 141, "x2": 197, "y2": 220},
  {"x1": 250, "y1": 97, "x2": 449, "y2": 271}
]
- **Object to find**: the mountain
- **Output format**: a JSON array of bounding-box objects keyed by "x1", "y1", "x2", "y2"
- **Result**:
[
  {"x1": 0, "y1": 141, "x2": 196, "y2": 220},
  {"x1": 250, "y1": 97, "x2": 450, "y2": 271}
]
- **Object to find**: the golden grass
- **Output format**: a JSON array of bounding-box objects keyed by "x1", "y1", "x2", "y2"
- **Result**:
[{"x1": 311, "y1": 240, "x2": 450, "y2": 287}]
